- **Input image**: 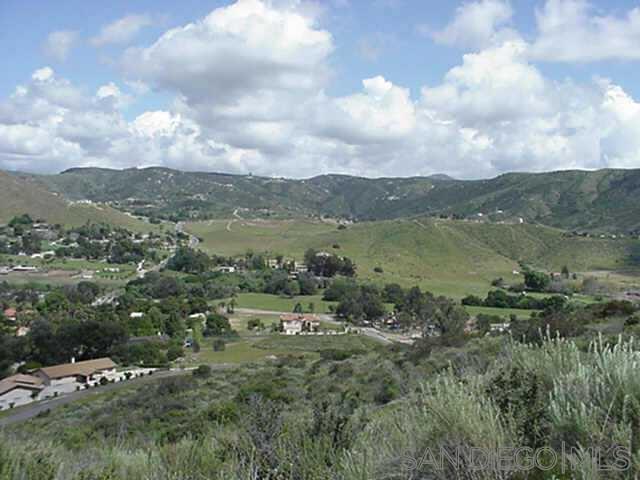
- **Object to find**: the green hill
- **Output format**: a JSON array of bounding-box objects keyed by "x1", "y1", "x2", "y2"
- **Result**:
[
  {"x1": 0, "y1": 171, "x2": 156, "y2": 231},
  {"x1": 187, "y1": 217, "x2": 640, "y2": 297},
  {"x1": 15, "y1": 167, "x2": 640, "y2": 232}
]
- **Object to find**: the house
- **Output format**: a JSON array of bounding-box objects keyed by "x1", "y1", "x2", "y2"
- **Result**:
[
  {"x1": 31, "y1": 250, "x2": 55, "y2": 259},
  {"x1": 35, "y1": 358, "x2": 117, "y2": 386},
  {"x1": 0, "y1": 374, "x2": 44, "y2": 410},
  {"x1": 489, "y1": 323, "x2": 511, "y2": 334},
  {"x1": 3, "y1": 308, "x2": 17, "y2": 322},
  {"x1": 294, "y1": 262, "x2": 308, "y2": 274},
  {"x1": 129, "y1": 312, "x2": 145, "y2": 319},
  {"x1": 12, "y1": 265, "x2": 38, "y2": 272},
  {"x1": 188, "y1": 312, "x2": 207, "y2": 324},
  {"x1": 0, "y1": 266, "x2": 10, "y2": 275},
  {"x1": 279, "y1": 314, "x2": 320, "y2": 335},
  {"x1": 216, "y1": 266, "x2": 236, "y2": 273}
]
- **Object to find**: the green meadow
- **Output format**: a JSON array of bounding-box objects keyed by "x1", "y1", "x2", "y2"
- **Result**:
[{"x1": 188, "y1": 217, "x2": 640, "y2": 299}]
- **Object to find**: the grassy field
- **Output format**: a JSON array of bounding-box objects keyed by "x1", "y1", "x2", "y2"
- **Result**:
[
  {"x1": 188, "y1": 340, "x2": 284, "y2": 364},
  {"x1": 187, "y1": 217, "x2": 640, "y2": 299},
  {"x1": 187, "y1": 332, "x2": 374, "y2": 365},
  {"x1": 233, "y1": 292, "x2": 336, "y2": 313},
  {"x1": 464, "y1": 305, "x2": 538, "y2": 319}
]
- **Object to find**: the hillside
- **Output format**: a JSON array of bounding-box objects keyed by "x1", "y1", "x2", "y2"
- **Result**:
[
  {"x1": 14, "y1": 167, "x2": 640, "y2": 232},
  {"x1": 187, "y1": 217, "x2": 640, "y2": 297},
  {"x1": 0, "y1": 171, "x2": 157, "y2": 231}
]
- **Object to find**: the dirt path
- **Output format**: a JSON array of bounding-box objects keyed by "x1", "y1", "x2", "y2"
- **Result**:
[{"x1": 226, "y1": 208, "x2": 244, "y2": 232}]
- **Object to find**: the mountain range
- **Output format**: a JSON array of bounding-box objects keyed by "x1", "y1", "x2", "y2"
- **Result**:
[{"x1": 4, "y1": 167, "x2": 640, "y2": 233}]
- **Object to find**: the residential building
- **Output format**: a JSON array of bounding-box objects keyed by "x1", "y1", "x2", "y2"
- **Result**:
[
  {"x1": 0, "y1": 374, "x2": 44, "y2": 410},
  {"x1": 280, "y1": 314, "x2": 320, "y2": 335},
  {"x1": 3, "y1": 308, "x2": 17, "y2": 322},
  {"x1": 35, "y1": 358, "x2": 117, "y2": 386}
]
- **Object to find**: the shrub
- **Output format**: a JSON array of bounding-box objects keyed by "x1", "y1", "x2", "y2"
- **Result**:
[
  {"x1": 167, "y1": 344, "x2": 184, "y2": 361},
  {"x1": 193, "y1": 364, "x2": 212, "y2": 378},
  {"x1": 212, "y1": 339, "x2": 226, "y2": 352}
]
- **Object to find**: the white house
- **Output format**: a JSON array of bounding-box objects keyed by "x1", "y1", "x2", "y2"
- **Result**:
[
  {"x1": 280, "y1": 314, "x2": 320, "y2": 335},
  {"x1": 35, "y1": 358, "x2": 117, "y2": 387},
  {"x1": 0, "y1": 374, "x2": 44, "y2": 410},
  {"x1": 216, "y1": 266, "x2": 236, "y2": 273},
  {"x1": 129, "y1": 312, "x2": 145, "y2": 319}
]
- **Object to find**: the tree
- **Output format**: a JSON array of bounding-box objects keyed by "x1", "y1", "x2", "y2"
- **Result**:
[
  {"x1": 293, "y1": 303, "x2": 303, "y2": 313},
  {"x1": 227, "y1": 298, "x2": 236, "y2": 314},
  {"x1": 561, "y1": 265, "x2": 570, "y2": 279},
  {"x1": 524, "y1": 270, "x2": 551, "y2": 292},
  {"x1": 167, "y1": 247, "x2": 211, "y2": 274},
  {"x1": 247, "y1": 318, "x2": 264, "y2": 331},
  {"x1": 204, "y1": 313, "x2": 235, "y2": 337},
  {"x1": 297, "y1": 273, "x2": 318, "y2": 295},
  {"x1": 383, "y1": 283, "x2": 405, "y2": 305},
  {"x1": 167, "y1": 344, "x2": 184, "y2": 361},
  {"x1": 212, "y1": 339, "x2": 226, "y2": 351}
]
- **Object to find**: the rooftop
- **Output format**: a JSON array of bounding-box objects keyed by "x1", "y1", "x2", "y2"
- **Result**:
[{"x1": 37, "y1": 358, "x2": 117, "y2": 380}]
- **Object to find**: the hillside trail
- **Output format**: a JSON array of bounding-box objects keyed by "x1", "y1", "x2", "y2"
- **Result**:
[{"x1": 226, "y1": 208, "x2": 244, "y2": 231}]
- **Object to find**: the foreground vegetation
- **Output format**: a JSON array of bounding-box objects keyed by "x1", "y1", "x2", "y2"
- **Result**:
[{"x1": 2, "y1": 331, "x2": 640, "y2": 478}]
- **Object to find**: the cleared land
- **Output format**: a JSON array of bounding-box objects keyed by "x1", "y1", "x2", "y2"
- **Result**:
[{"x1": 187, "y1": 217, "x2": 640, "y2": 298}]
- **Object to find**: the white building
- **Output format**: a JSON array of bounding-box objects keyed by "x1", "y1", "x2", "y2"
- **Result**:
[
  {"x1": 280, "y1": 314, "x2": 320, "y2": 335},
  {"x1": 0, "y1": 374, "x2": 44, "y2": 410},
  {"x1": 35, "y1": 358, "x2": 117, "y2": 387}
]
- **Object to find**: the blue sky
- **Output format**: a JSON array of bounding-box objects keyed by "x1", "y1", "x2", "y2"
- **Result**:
[{"x1": 1, "y1": 0, "x2": 640, "y2": 178}]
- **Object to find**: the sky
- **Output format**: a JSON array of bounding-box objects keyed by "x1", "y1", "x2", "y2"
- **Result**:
[{"x1": 1, "y1": 0, "x2": 640, "y2": 179}]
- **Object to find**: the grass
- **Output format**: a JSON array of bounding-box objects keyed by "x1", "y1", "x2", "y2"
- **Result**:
[
  {"x1": 188, "y1": 217, "x2": 640, "y2": 299},
  {"x1": 252, "y1": 334, "x2": 380, "y2": 353},
  {"x1": 0, "y1": 255, "x2": 137, "y2": 286},
  {"x1": 233, "y1": 292, "x2": 336, "y2": 313},
  {"x1": 189, "y1": 340, "x2": 285, "y2": 364},
  {"x1": 464, "y1": 305, "x2": 538, "y2": 319},
  {"x1": 188, "y1": 333, "x2": 374, "y2": 365}
]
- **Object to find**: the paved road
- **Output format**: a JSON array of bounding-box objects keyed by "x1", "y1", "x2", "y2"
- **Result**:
[{"x1": 0, "y1": 369, "x2": 189, "y2": 428}]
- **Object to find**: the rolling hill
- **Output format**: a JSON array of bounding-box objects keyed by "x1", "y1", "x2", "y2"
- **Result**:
[
  {"x1": 14, "y1": 167, "x2": 640, "y2": 233},
  {"x1": 187, "y1": 217, "x2": 640, "y2": 297},
  {"x1": 0, "y1": 171, "x2": 157, "y2": 231}
]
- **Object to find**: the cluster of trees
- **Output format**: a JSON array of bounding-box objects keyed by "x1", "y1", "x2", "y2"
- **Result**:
[
  {"x1": 203, "y1": 313, "x2": 237, "y2": 338},
  {"x1": 325, "y1": 279, "x2": 468, "y2": 343},
  {"x1": 304, "y1": 249, "x2": 356, "y2": 277},
  {"x1": 462, "y1": 290, "x2": 568, "y2": 311}
]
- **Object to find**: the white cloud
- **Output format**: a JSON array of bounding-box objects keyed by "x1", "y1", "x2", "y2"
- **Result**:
[
  {"x1": 91, "y1": 14, "x2": 153, "y2": 47},
  {"x1": 422, "y1": 41, "x2": 550, "y2": 125},
  {"x1": 3, "y1": 0, "x2": 640, "y2": 178},
  {"x1": 32, "y1": 67, "x2": 55, "y2": 82},
  {"x1": 531, "y1": 0, "x2": 640, "y2": 62},
  {"x1": 122, "y1": 0, "x2": 333, "y2": 102},
  {"x1": 43, "y1": 30, "x2": 78, "y2": 61},
  {"x1": 429, "y1": 0, "x2": 516, "y2": 49},
  {"x1": 315, "y1": 76, "x2": 416, "y2": 144}
]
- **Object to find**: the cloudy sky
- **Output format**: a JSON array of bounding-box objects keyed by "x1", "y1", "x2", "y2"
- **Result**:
[{"x1": 1, "y1": 0, "x2": 640, "y2": 179}]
